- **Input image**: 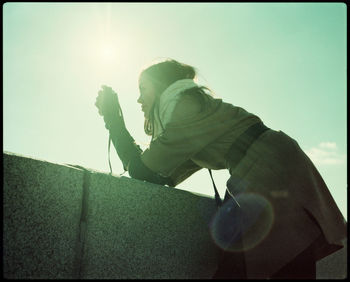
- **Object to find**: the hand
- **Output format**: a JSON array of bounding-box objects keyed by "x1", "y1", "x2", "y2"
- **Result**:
[{"x1": 95, "y1": 85, "x2": 121, "y2": 119}]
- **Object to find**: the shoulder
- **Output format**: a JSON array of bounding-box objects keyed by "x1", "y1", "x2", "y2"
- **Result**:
[
  {"x1": 176, "y1": 89, "x2": 203, "y2": 109},
  {"x1": 168, "y1": 88, "x2": 211, "y2": 123},
  {"x1": 158, "y1": 86, "x2": 216, "y2": 126}
]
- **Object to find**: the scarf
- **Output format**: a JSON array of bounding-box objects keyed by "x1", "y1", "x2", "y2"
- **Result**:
[{"x1": 153, "y1": 79, "x2": 201, "y2": 139}]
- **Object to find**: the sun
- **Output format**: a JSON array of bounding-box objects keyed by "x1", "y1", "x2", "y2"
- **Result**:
[{"x1": 98, "y1": 42, "x2": 116, "y2": 62}]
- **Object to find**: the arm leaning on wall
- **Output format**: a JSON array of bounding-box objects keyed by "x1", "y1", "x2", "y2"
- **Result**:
[
  {"x1": 106, "y1": 118, "x2": 174, "y2": 186},
  {"x1": 106, "y1": 109, "x2": 203, "y2": 187},
  {"x1": 106, "y1": 91, "x2": 206, "y2": 187}
]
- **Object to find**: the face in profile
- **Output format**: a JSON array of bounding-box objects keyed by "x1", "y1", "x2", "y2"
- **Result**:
[{"x1": 137, "y1": 74, "x2": 157, "y2": 118}]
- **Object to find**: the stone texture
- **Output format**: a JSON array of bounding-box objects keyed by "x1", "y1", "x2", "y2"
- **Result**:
[
  {"x1": 316, "y1": 238, "x2": 347, "y2": 279},
  {"x1": 80, "y1": 172, "x2": 220, "y2": 279},
  {"x1": 3, "y1": 152, "x2": 84, "y2": 279},
  {"x1": 3, "y1": 152, "x2": 347, "y2": 279}
]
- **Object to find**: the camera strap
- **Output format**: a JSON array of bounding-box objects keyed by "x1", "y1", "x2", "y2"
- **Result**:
[
  {"x1": 108, "y1": 134, "x2": 113, "y2": 174},
  {"x1": 208, "y1": 169, "x2": 223, "y2": 207}
]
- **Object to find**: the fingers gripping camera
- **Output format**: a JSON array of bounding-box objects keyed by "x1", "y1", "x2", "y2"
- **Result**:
[{"x1": 95, "y1": 85, "x2": 125, "y2": 128}]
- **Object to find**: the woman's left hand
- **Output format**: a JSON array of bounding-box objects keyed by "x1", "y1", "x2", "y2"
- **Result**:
[
  {"x1": 95, "y1": 85, "x2": 125, "y2": 129},
  {"x1": 95, "y1": 85, "x2": 120, "y2": 118}
]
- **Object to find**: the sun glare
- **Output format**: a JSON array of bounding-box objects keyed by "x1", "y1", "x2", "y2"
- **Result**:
[{"x1": 99, "y1": 42, "x2": 116, "y2": 61}]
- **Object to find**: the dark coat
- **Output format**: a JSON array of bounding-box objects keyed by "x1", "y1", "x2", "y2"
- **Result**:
[{"x1": 140, "y1": 90, "x2": 347, "y2": 278}]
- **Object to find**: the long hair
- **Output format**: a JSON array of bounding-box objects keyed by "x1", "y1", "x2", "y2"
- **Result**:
[{"x1": 139, "y1": 58, "x2": 211, "y2": 136}]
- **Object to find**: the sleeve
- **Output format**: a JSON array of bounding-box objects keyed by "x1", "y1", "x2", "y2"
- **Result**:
[
  {"x1": 168, "y1": 159, "x2": 203, "y2": 186},
  {"x1": 106, "y1": 117, "x2": 174, "y2": 186},
  {"x1": 128, "y1": 154, "x2": 175, "y2": 186},
  {"x1": 108, "y1": 123, "x2": 142, "y2": 171},
  {"x1": 140, "y1": 92, "x2": 227, "y2": 177}
]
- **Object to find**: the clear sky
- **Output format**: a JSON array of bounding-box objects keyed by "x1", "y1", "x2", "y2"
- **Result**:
[{"x1": 3, "y1": 3, "x2": 347, "y2": 219}]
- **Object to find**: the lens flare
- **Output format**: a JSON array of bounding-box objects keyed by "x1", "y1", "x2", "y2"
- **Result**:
[{"x1": 210, "y1": 193, "x2": 274, "y2": 252}]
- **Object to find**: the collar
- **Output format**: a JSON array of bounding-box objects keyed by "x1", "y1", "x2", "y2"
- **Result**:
[{"x1": 160, "y1": 79, "x2": 199, "y2": 102}]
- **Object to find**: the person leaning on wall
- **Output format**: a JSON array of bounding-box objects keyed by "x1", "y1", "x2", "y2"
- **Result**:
[{"x1": 95, "y1": 58, "x2": 347, "y2": 279}]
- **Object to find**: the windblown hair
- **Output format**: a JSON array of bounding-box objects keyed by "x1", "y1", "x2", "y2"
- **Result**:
[{"x1": 139, "y1": 58, "x2": 212, "y2": 136}]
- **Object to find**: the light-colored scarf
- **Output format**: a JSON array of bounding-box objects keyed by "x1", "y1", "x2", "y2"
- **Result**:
[{"x1": 153, "y1": 79, "x2": 201, "y2": 139}]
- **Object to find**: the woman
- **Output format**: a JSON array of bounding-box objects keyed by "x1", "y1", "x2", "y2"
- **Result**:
[{"x1": 95, "y1": 58, "x2": 347, "y2": 279}]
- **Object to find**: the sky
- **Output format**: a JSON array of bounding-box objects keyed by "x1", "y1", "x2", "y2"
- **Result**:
[{"x1": 3, "y1": 3, "x2": 347, "y2": 219}]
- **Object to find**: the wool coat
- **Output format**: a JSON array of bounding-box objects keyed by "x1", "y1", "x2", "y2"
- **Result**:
[{"x1": 140, "y1": 86, "x2": 347, "y2": 278}]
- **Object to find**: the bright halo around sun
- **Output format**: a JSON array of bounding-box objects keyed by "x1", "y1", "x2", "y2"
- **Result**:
[{"x1": 98, "y1": 41, "x2": 117, "y2": 62}]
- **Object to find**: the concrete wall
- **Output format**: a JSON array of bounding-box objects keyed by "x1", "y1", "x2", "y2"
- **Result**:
[
  {"x1": 3, "y1": 152, "x2": 219, "y2": 279},
  {"x1": 3, "y1": 152, "x2": 347, "y2": 279}
]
